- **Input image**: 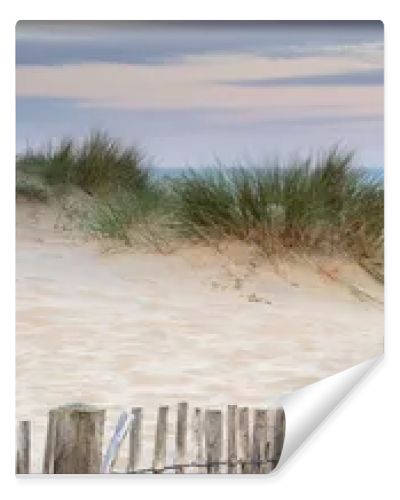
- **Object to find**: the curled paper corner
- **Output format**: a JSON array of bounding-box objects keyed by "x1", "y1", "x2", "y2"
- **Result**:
[{"x1": 275, "y1": 355, "x2": 383, "y2": 471}]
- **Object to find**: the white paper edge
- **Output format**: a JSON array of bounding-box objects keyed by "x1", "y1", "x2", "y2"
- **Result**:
[{"x1": 275, "y1": 355, "x2": 383, "y2": 470}]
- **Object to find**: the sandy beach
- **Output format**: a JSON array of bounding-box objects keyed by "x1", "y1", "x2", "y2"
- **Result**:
[{"x1": 16, "y1": 200, "x2": 384, "y2": 471}]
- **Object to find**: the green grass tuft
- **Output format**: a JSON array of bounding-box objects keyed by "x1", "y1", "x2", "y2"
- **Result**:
[
  {"x1": 16, "y1": 132, "x2": 150, "y2": 195},
  {"x1": 86, "y1": 182, "x2": 177, "y2": 250},
  {"x1": 16, "y1": 175, "x2": 49, "y2": 202},
  {"x1": 172, "y1": 148, "x2": 384, "y2": 266}
]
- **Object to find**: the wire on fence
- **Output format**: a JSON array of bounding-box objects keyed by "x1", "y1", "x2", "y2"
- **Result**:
[{"x1": 116, "y1": 458, "x2": 280, "y2": 474}]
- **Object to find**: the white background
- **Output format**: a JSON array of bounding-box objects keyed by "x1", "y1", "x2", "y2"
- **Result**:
[{"x1": 1, "y1": 1, "x2": 398, "y2": 498}]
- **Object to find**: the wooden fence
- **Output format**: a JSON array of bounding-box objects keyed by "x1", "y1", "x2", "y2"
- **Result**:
[{"x1": 16, "y1": 402, "x2": 285, "y2": 474}]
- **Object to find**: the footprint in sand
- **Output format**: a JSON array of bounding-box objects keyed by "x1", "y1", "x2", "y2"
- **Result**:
[{"x1": 247, "y1": 292, "x2": 272, "y2": 305}]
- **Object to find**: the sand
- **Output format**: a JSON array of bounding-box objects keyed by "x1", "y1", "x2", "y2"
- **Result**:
[{"x1": 16, "y1": 200, "x2": 384, "y2": 471}]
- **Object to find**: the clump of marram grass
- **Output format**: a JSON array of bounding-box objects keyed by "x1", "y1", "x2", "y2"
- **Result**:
[
  {"x1": 86, "y1": 191, "x2": 135, "y2": 244},
  {"x1": 16, "y1": 174, "x2": 49, "y2": 202},
  {"x1": 86, "y1": 181, "x2": 178, "y2": 251},
  {"x1": 172, "y1": 148, "x2": 384, "y2": 276},
  {"x1": 16, "y1": 132, "x2": 150, "y2": 195},
  {"x1": 17, "y1": 139, "x2": 75, "y2": 187}
]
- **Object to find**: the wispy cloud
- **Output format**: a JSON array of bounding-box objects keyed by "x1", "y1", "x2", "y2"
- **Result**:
[
  {"x1": 221, "y1": 69, "x2": 383, "y2": 88},
  {"x1": 15, "y1": 54, "x2": 383, "y2": 112},
  {"x1": 16, "y1": 21, "x2": 383, "y2": 66}
]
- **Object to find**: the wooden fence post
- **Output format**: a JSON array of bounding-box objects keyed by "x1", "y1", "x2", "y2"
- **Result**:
[
  {"x1": 174, "y1": 402, "x2": 188, "y2": 473},
  {"x1": 153, "y1": 405, "x2": 168, "y2": 473},
  {"x1": 252, "y1": 409, "x2": 269, "y2": 474},
  {"x1": 45, "y1": 404, "x2": 105, "y2": 474},
  {"x1": 227, "y1": 405, "x2": 237, "y2": 473},
  {"x1": 271, "y1": 407, "x2": 285, "y2": 471},
  {"x1": 16, "y1": 420, "x2": 30, "y2": 474},
  {"x1": 265, "y1": 408, "x2": 276, "y2": 473},
  {"x1": 43, "y1": 409, "x2": 57, "y2": 473},
  {"x1": 205, "y1": 409, "x2": 222, "y2": 473},
  {"x1": 192, "y1": 407, "x2": 204, "y2": 472},
  {"x1": 127, "y1": 407, "x2": 143, "y2": 473},
  {"x1": 237, "y1": 407, "x2": 251, "y2": 473}
]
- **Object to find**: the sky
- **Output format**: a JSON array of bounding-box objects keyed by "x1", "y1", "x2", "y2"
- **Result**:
[{"x1": 16, "y1": 21, "x2": 384, "y2": 167}]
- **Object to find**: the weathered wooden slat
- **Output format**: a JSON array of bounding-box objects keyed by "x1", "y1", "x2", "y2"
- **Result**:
[
  {"x1": 16, "y1": 420, "x2": 30, "y2": 474},
  {"x1": 192, "y1": 407, "x2": 204, "y2": 472},
  {"x1": 252, "y1": 409, "x2": 269, "y2": 474},
  {"x1": 227, "y1": 405, "x2": 237, "y2": 473},
  {"x1": 51, "y1": 404, "x2": 105, "y2": 474},
  {"x1": 43, "y1": 409, "x2": 57, "y2": 473},
  {"x1": 174, "y1": 402, "x2": 188, "y2": 473},
  {"x1": 266, "y1": 409, "x2": 276, "y2": 473},
  {"x1": 271, "y1": 407, "x2": 285, "y2": 471},
  {"x1": 277, "y1": 407, "x2": 286, "y2": 451},
  {"x1": 153, "y1": 405, "x2": 168, "y2": 473},
  {"x1": 127, "y1": 407, "x2": 143, "y2": 473},
  {"x1": 237, "y1": 407, "x2": 251, "y2": 473},
  {"x1": 205, "y1": 409, "x2": 222, "y2": 473},
  {"x1": 102, "y1": 411, "x2": 132, "y2": 473}
]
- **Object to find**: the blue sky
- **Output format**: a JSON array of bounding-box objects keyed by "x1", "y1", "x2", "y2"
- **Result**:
[{"x1": 16, "y1": 21, "x2": 384, "y2": 167}]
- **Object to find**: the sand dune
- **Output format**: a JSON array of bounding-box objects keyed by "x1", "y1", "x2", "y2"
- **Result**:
[{"x1": 16, "y1": 201, "x2": 383, "y2": 471}]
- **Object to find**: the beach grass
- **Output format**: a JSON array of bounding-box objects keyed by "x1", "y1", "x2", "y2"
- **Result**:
[
  {"x1": 16, "y1": 136, "x2": 384, "y2": 279},
  {"x1": 172, "y1": 149, "x2": 383, "y2": 276},
  {"x1": 16, "y1": 174, "x2": 49, "y2": 202},
  {"x1": 86, "y1": 180, "x2": 178, "y2": 251},
  {"x1": 16, "y1": 131, "x2": 150, "y2": 195}
]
